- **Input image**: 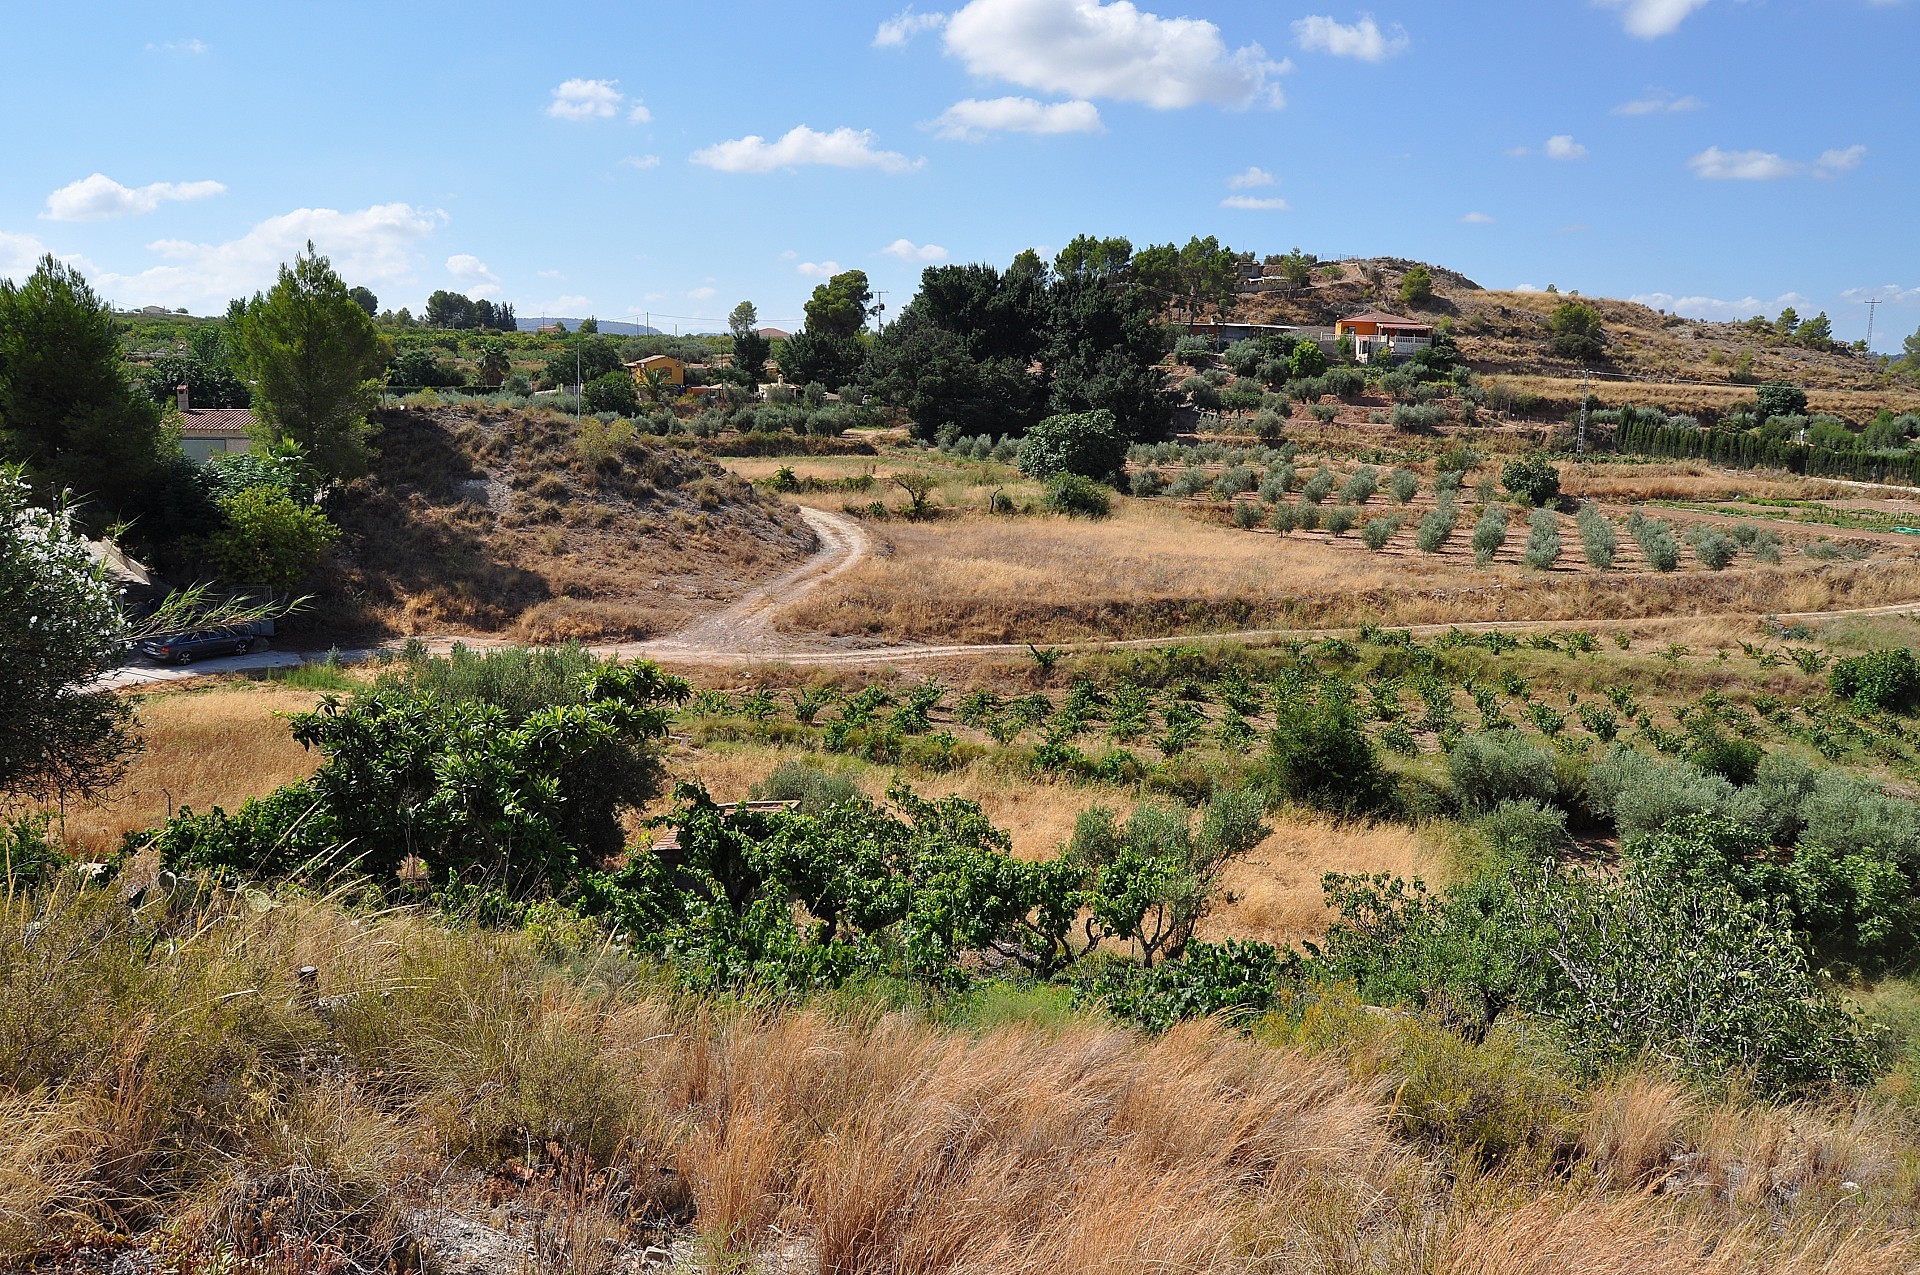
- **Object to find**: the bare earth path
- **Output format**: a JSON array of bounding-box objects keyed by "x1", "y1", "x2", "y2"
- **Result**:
[{"x1": 97, "y1": 503, "x2": 1920, "y2": 688}]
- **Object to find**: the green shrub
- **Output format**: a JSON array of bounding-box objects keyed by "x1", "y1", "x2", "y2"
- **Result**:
[
  {"x1": 1309, "y1": 402, "x2": 1340, "y2": 425},
  {"x1": 1575, "y1": 503, "x2": 1617, "y2": 569},
  {"x1": 1301, "y1": 467, "x2": 1336, "y2": 504},
  {"x1": 1360, "y1": 514, "x2": 1404, "y2": 550},
  {"x1": 1269, "y1": 501, "x2": 1299, "y2": 533},
  {"x1": 1583, "y1": 744, "x2": 1760, "y2": 838},
  {"x1": 1043, "y1": 473, "x2": 1111, "y2": 518},
  {"x1": 1128, "y1": 468, "x2": 1163, "y2": 497},
  {"x1": 1389, "y1": 467, "x2": 1419, "y2": 504},
  {"x1": 1232, "y1": 500, "x2": 1261, "y2": 529},
  {"x1": 1415, "y1": 502, "x2": 1458, "y2": 554},
  {"x1": 1522, "y1": 508, "x2": 1562, "y2": 570},
  {"x1": 1017, "y1": 408, "x2": 1130, "y2": 481},
  {"x1": 1322, "y1": 505, "x2": 1357, "y2": 536},
  {"x1": 207, "y1": 484, "x2": 340, "y2": 590},
  {"x1": 1689, "y1": 527, "x2": 1737, "y2": 570},
  {"x1": 1338, "y1": 465, "x2": 1379, "y2": 504},
  {"x1": 1264, "y1": 699, "x2": 1387, "y2": 815},
  {"x1": 1626, "y1": 512, "x2": 1680, "y2": 572},
  {"x1": 1181, "y1": 374, "x2": 1221, "y2": 410},
  {"x1": 1501, "y1": 455, "x2": 1561, "y2": 507},
  {"x1": 1469, "y1": 506, "x2": 1509, "y2": 567},
  {"x1": 1212, "y1": 464, "x2": 1257, "y2": 497},
  {"x1": 749, "y1": 759, "x2": 860, "y2": 813},
  {"x1": 1448, "y1": 730, "x2": 1559, "y2": 813},
  {"x1": 1829, "y1": 648, "x2": 1920, "y2": 714},
  {"x1": 1475, "y1": 798, "x2": 1572, "y2": 873},
  {"x1": 1390, "y1": 403, "x2": 1447, "y2": 432}
]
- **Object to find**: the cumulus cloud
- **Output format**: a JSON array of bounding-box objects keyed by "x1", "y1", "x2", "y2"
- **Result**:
[
  {"x1": 876, "y1": 6, "x2": 948, "y2": 46},
  {"x1": 532, "y1": 294, "x2": 593, "y2": 317},
  {"x1": 1816, "y1": 144, "x2": 1867, "y2": 175},
  {"x1": 881, "y1": 239, "x2": 950, "y2": 263},
  {"x1": 929, "y1": 96, "x2": 1103, "y2": 140},
  {"x1": 620, "y1": 154, "x2": 662, "y2": 170},
  {"x1": 1226, "y1": 166, "x2": 1276, "y2": 189},
  {"x1": 1841, "y1": 283, "x2": 1920, "y2": 306},
  {"x1": 687, "y1": 286, "x2": 716, "y2": 300},
  {"x1": 1597, "y1": 0, "x2": 1711, "y2": 39},
  {"x1": 92, "y1": 202, "x2": 443, "y2": 312},
  {"x1": 1461, "y1": 211, "x2": 1495, "y2": 224},
  {"x1": 1221, "y1": 195, "x2": 1288, "y2": 210},
  {"x1": 691, "y1": 125, "x2": 919, "y2": 173},
  {"x1": 43, "y1": 173, "x2": 226, "y2": 222},
  {"x1": 1290, "y1": 14, "x2": 1409, "y2": 62},
  {"x1": 942, "y1": 0, "x2": 1288, "y2": 110},
  {"x1": 546, "y1": 78, "x2": 623, "y2": 120},
  {"x1": 1629, "y1": 289, "x2": 1812, "y2": 320},
  {"x1": 1612, "y1": 88, "x2": 1703, "y2": 115},
  {"x1": 1544, "y1": 134, "x2": 1588, "y2": 160},
  {"x1": 796, "y1": 261, "x2": 842, "y2": 278},
  {"x1": 0, "y1": 231, "x2": 57, "y2": 279},
  {"x1": 446, "y1": 253, "x2": 500, "y2": 297}
]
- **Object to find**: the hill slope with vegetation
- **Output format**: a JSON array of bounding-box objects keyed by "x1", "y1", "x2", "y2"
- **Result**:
[{"x1": 320, "y1": 405, "x2": 816, "y2": 641}]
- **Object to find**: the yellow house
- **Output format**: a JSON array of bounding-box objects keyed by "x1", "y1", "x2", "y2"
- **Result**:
[{"x1": 627, "y1": 354, "x2": 686, "y2": 387}]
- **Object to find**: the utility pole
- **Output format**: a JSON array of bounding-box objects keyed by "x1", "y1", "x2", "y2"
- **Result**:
[
  {"x1": 872, "y1": 290, "x2": 888, "y2": 331},
  {"x1": 1577, "y1": 369, "x2": 1589, "y2": 457},
  {"x1": 574, "y1": 332, "x2": 582, "y2": 423},
  {"x1": 1865, "y1": 297, "x2": 1881, "y2": 352}
]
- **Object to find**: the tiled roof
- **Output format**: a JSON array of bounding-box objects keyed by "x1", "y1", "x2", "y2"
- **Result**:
[
  {"x1": 1339, "y1": 309, "x2": 1431, "y2": 328},
  {"x1": 179, "y1": 407, "x2": 256, "y2": 436}
]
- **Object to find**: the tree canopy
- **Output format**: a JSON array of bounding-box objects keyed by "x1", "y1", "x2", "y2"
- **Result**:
[
  {"x1": 803, "y1": 270, "x2": 873, "y2": 339},
  {"x1": 229, "y1": 244, "x2": 392, "y2": 479},
  {"x1": 728, "y1": 301, "x2": 770, "y2": 388}
]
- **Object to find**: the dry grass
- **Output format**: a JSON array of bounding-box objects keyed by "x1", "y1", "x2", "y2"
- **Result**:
[
  {"x1": 36, "y1": 682, "x2": 326, "y2": 858},
  {"x1": 6, "y1": 884, "x2": 1917, "y2": 1272}
]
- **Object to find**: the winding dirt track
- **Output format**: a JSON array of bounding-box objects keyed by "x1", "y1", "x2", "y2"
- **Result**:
[{"x1": 99, "y1": 502, "x2": 1920, "y2": 688}]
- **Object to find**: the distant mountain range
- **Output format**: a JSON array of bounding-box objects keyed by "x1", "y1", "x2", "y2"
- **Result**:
[{"x1": 514, "y1": 317, "x2": 663, "y2": 336}]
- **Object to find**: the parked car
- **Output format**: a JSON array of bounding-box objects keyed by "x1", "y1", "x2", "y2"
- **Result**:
[{"x1": 134, "y1": 628, "x2": 258, "y2": 664}]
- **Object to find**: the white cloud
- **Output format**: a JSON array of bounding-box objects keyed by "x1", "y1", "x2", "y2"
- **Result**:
[
  {"x1": 1612, "y1": 88, "x2": 1703, "y2": 115},
  {"x1": 942, "y1": 0, "x2": 1288, "y2": 110},
  {"x1": 1687, "y1": 146, "x2": 1798, "y2": 180},
  {"x1": 43, "y1": 173, "x2": 226, "y2": 222},
  {"x1": 92, "y1": 202, "x2": 443, "y2": 313},
  {"x1": 545, "y1": 78, "x2": 639, "y2": 121},
  {"x1": 446, "y1": 253, "x2": 501, "y2": 297},
  {"x1": 620, "y1": 154, "x2": 662, "y2": 170},
  {"x1": 1505, "y1": 145, "x2": 1532, "y2": 157},
  {"x1": 146, "y1": 38, "x2": 207, "y2": 54},
  {"x1": 687, "y1": 286, "x2": 717, "y2": 300},
  {"x1": 876, "y1": 6, "x2": 949, "y2": 46},
  {"x1": 537, "y1": 269, "x2": 566, "y2": 280},
  {"x1": 1461, "y1": 211, "x2": 1495, "y2": 224},
  {"x1": 1629, "y1": 289, "x2": 1812, "y2": 320},
  {"x1": 796, "y1": 260, "x2": 842, "y2": 278},
  {"x1": 0, "y1": 231, "x2": 56, "y2": 279},
  {"x1": 1290, "y1": 14, "x2": 1409, "y2": 62},
  {"x1": 1841, "y1": 283, "x2": 1920, "y2": 307},
  {"x1": 1221, "y1": 195, "x2": 1288, "y2": 210},
  {"x1": 929, "y1": 96, "x2": 1103, "y2": 140},
  {"x1": 1816, "y1": 144, "x2": 1867, "y2": 175},
  {"x1": 690, "y1": 125, "x2": 919, "y2": 173},
  {"x1": 881, "y1": 239, "x2": 949, "y2": 263},
  {"x1": 1544, "y1": 134, "x2": 1588, "y2": 160},
  {"x1": 1512, "y1": 284, "x2": 1543, "y2": 293},
  {"x1": 531, "y1": 295, "x2": 593, "y2": 317},
  {"x1": 1226, "y1": 165, "x2": 1275, "y2": 189},
  {"x1": 1597, "y1": 0, "x2": 1711, "y2": 39}
]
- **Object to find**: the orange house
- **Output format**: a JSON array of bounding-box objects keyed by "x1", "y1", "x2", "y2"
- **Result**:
[
  {"x1": 626, "y1": 354, "x2": 686, "y2": 386},
  {"x1": 1333, "y1": 310, "x2": 1435, "y2": 364}
]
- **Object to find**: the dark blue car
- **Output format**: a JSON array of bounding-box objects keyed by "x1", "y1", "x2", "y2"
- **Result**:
[{"x1": 134, "y1": 628, "x2": 257, "y2": 664}]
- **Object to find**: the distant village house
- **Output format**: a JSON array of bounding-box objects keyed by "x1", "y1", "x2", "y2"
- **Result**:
[
  {"x1": 1333, "y1": 311, "x2": 1434, "y2": 364},
  {"x1": 174, "y1": 386, "x2": 255, "y2": 463},
  {"x1": 626, "y1": 354, "x2": 686, "y2": 387}
]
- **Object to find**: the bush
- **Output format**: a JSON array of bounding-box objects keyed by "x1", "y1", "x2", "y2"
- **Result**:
[
  {"x1": 1212, "y1": 464, "x2": 1257, "y2": 497},
  {"x1": 1415, "y1": 502, "x2": 1458, "y2": 554},
  {"x1": 1449, "y1": 730, "x2": 1559, "y2": 813},
  {"x1": 1252, "y1": 408, "x2": 1287, "y2": 444},
  {"x1": 1689, "y1": 527, "x2": 1737, "y2": 571},
  {"x1": 1583, "y1": 744, "x2": 1760, "y2": 838},
  {"x1": 1501, "y1": 455, "x2": 1561, "y2": 507},
  {"x1": 1018, "y1": 408, "x2": 1130, "y2": 482},
  {"x1": 1265, "y1": 698, "x2": 1387, "y2": 815},
  {"x1": 207, "y1": 484, "x2": 341, "y2": 590},
  {"x1": 749, "y1": 760, "x2": 860, "y2": 813},
  {"x1": 1469, "y1": 506, "x2": 1509, "y2": 567},
  {"x1": 1300, "y1": 467, "x2": 1335, "y2": 504},
  {"x1": 1043, "y1": 473, "x2": 1112, "y2": 518},
  {"x1": 1475, "y1": 798, "x2": 1571, "y2": 873},
  {"x1": 1128, "y1": 468, "x2": 1163, "y2": 497},
  {"x1": 1322, "y1": 505, "x2": 1357, "y2": 536},
  {"x1": 1308, "y1": 401, "x2": 1340, "y2": 425},
  {"x1": 1831, "y1": 648, "x2": 1920, "y2": 714},
  {"x1": 1231, "y1": 500, "x2": 1261, "y2": 529},
  {"x1": 581, "y1": 370, "x2": 640, "y2": 416},
  {"x1": 1289, "y1": 341, "x2": 1329, "y2": 381},
  {"x1": 1626, "y1": 512, "x2": 1680, "y2": 572},
  {"x1": 1269, "y1": 502, "x2": 1299, "y2": 533},
  {"x1": 1389, "y1": 467, "x2": 1419, "y2": 504},
  {"x1": 1575, "y1": 503, "x2": 1617, "y2": 569},
  {"x1": 1390, "y1": 403, "x2": 1447, "y2": 433},
  {"x1": 1398, "y1": 265, "x2": 1433, "y2": 307},
  {"x1": 1360, "y1": 514, "x2": 1404, "y2": 550},
  {"x1": 1325, "y1": 366, "x2": 1366, "y2": 400},
  {"x1": 1222, "y1": 339, "x2": 1264, "y2": 377},
  {"x1": 1547, "y1": 301, "x2": 1607, "y2": 363},
  {"x1": 1522, "y1": 508, "x2": 1562, "y2": 570},
  {"x1": 1338, "y1": 465, "x2": 1378, "y2": 505},
  {"x1": 1181, "y1": 374, "x2": 1221, "y2": 410}
]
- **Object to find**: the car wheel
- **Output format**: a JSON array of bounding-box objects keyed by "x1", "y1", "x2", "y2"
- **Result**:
[
  {"x1": 235, "y1": 640, "x2": 252, "y2": 655},
  {"x1": 176, "y1": 650, "x2": 194, "y2": 665}
]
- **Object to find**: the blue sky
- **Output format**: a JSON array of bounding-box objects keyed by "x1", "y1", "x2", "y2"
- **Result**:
[{"x1": 3, "y1": 0, "x2": 1914, "y2": 348}]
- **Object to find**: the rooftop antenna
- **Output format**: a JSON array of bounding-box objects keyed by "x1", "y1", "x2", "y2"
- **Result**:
[{"x1": 1864, "y1": 297, "x2": 1881, "y2": 352}]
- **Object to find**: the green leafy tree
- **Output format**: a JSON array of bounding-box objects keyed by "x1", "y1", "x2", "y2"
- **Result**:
[
  {"x1": 141, "y1": 324, "x2": 252, "y2": 410},
  {"x1": 1755, "y1": 380, "x2": 1808, "y2": 420},
  {"x1": 541, "y1": 335, "x2": 624, "y2": 390},
  {"x1": 475, "y1": 339, "x2": 512, "y2": 389},
  {"x1": 582, "y1": 369, "x2": 640, "y2": 416},
  {"x1": 1053, "y1": 234, "x2": 1131, "y2": 283},
  {"x1": 1016, "y1": 408, "x2": 1129, "y2": 482},
  {"x1": 229, "y1": 244, "x2": 392, "y2": 479},
  {"x1": 777, "y1": 330, "x2": 863, "y2": 390},
  {"x1": 347, "y1": 286, "x2": 378, "y2": 317},
  {"x1": 1902, "y1": 324, "x2": 1920, "y2": 371},
  {"x1": 803, "y1": 270, "x2": 873, "y2": 338},
  {"x1": 1501, "y1": 454, "x2": 1561, "y2": 506},
  {"x1": 207, "y1": 484, "x2": 340, "y2": 591},
  {"x1": 1797, "y1": 311, "x2": 1833, "y2": 349},
  {"x1": 0, "y1": 256, "x2": 166, "y2": 527},
  {"x1": 1398, "y1": 264, "x2": 1433, "y2": 307},
  {"x1": 1265, "y1": 697, "x2": 1387, "y2": 815},
  {"x1": 0, "y1": 466, "x2": 134, "y2": 804},
  {"x1": 728, "y1": 301, "x2": 770, "y2": 388},
  {"x1": 1547, "y1": 300, "x2": 1607, "y2": 362}
]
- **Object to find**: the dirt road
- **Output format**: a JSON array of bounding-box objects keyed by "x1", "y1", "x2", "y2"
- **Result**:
[{"x1": 96, "y1": 502, "x2": 1920, "y2": 687}]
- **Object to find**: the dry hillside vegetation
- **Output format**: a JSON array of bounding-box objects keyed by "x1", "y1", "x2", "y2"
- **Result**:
[
  {"x1": 1240, "y1": 256, "x2": 1910, "y2": 401},
  {"x1": 7, "y1": 887, "x2": 1919, "y2": 1274},
  {"x1": 323, "y1": 406, "x2": 815, "y2": 642}
]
